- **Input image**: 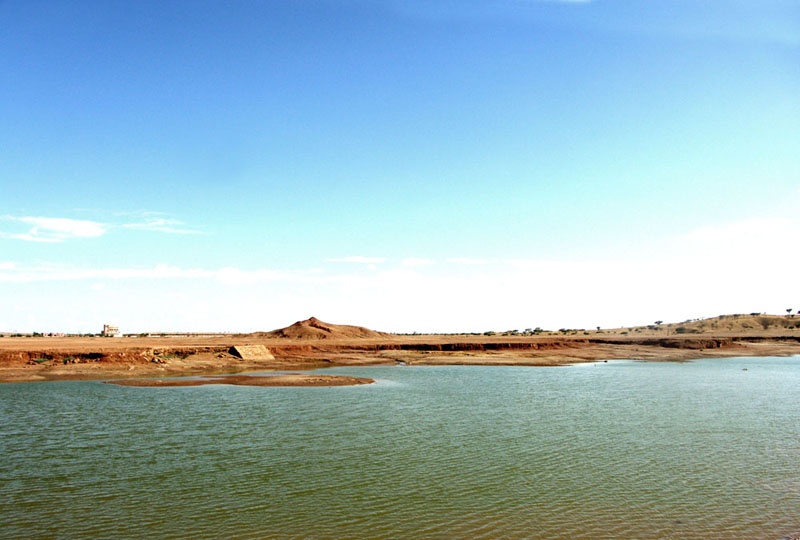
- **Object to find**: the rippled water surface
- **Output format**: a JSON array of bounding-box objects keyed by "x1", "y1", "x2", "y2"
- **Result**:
[{"x1": 2, "y1": 357, "x2": 800, "y2": 539}]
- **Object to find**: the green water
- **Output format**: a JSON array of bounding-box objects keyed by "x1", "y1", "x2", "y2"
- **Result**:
[{"x1": 2, "y1": 357, "x2": 800, "y2": 539}]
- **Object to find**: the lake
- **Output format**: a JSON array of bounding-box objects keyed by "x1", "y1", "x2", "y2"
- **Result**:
[{"x1": 2, "y1": 357, "x2": 799, "y2": 539}]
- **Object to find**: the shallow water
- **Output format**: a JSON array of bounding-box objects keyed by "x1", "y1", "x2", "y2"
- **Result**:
[{"x1": 2, "y1": 357, "x2": 799, "y2": 539}]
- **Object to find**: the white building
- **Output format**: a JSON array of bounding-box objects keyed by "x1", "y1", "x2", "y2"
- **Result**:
[{"x1": 102, "y1": 324, "x2": 121, "y2": 337}]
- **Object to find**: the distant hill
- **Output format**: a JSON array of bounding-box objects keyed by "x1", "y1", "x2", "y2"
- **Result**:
[
  {"x1": 596, "y1": 313, "x2": 799, "y2": 336},
  {"x1": 256, "y1": 317, "x2": 391, "y2": 340},
  {"x1": 664, "y1": 313, "x2": 799, "y2": 334}
]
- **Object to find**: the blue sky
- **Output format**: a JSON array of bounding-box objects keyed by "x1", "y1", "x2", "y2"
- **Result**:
[{"x1": 1, "y1": 0, "x2": 798, "y2": 333}]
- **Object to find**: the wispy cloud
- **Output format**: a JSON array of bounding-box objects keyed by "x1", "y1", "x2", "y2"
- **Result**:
[
  {"x1": 0, "y1": 216, "x2": 106, "y2": 242},
  {"x1": 326, "y1": 256, "x2": 387, "y2": 264},
  {"x1": 216, "y1": 267, "x2": 323, "y2": 285},
  {"x1": 121, "y1": 217, "x2": 201, "y2": 235},
  {"x1": 2, "y1": 215, "x2": 798, "y2": 332},
  {"x1": 0, "y1": 212, "x2": 201, "y2": 242},
  {"x1": 0, "y1": 263, "x2": 212, "y2": 282}
]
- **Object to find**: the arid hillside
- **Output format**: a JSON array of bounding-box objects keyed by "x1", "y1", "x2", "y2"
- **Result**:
[
  {"x1": 600, "y1": 313, "x2": 800, "y2": 337},
  {"x1": 667, "y1": 313, "x2": 799, "y2": 333}
]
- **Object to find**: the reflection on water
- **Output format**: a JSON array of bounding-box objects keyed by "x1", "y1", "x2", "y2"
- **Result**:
[{"x1": 2, "y1": 357, "x2": 799, "y2": 539}]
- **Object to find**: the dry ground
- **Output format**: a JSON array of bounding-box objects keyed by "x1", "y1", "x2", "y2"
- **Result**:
[{"x1": 1, "y1": 324, "x2": 799, "y2": 383}]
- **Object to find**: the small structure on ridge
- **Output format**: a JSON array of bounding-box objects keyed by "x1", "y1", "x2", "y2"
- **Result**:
[{"x1": 102, "y1": 324, "x2": 121, "y2": 337}]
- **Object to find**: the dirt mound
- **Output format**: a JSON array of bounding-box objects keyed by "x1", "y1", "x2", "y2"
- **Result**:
[{"x1": 257, "y1": 317, "x2": 390, "y2": 340}]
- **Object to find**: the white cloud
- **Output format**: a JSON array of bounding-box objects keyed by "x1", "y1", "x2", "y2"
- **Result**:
[
  {"x1": 0, "y1": 213, "x2": 202, "y2": 242},
  {"x1": 1, "y1": 216, "x2": 106, "y2": 242},
  {"x1": 682, "y1": 218, "x2": 796, "y2": 253},
  {"x1": 401, "y1": 257, "x2": 436, "y2": 267},
  {"x1": 326, "y1": 256, "x2": 387, "y2": 264},
  {"x1": 2, "y1": 215, "x2": 798, "y2": 333},
  {"x1": 0, "y1": 263, "x2": 213, "y2": 283},
  {"x1": 215, "y1": 267, "x2": 323, "y2": 285},
  {"x1": 0, "y1": 232, "x2": 61, "y2": 243},
  {"x1": 121, "y1": 217, "x2": 200, "y2": 235}
]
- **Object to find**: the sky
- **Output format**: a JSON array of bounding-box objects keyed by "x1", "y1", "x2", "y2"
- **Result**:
[{"x1": 1, "y1": 0, "x2": 798, "y2": 333}]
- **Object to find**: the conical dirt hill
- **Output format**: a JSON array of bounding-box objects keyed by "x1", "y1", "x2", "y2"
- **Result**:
[{"x1": 257, "y1": 317, "x2": 391, "y2": 340}]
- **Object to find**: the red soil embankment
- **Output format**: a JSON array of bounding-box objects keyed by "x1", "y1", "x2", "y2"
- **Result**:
[
  {"x1": 2, "y1": 336, "x2": 800, "y2": 367},
  {"x1": 2, "y1": 334, "x2": 799, "y2": 383}
]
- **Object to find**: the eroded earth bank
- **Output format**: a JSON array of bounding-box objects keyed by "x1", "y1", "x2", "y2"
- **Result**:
[{"x1": 2, "y1": 333, "x2": 799, "y2": 384}]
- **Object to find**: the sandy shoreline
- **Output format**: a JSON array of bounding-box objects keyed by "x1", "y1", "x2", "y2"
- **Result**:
[{"x1": 1, "y1": 333, "x2": 799, "y2": 383}]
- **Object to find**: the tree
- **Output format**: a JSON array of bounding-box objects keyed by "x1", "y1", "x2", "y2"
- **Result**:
[
  {"x1": 655, "y1": 320, "x2": 663, "y2": 326},
  {"x1": 787, "y1": 308, "x2": 793, "y2": 316}
]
